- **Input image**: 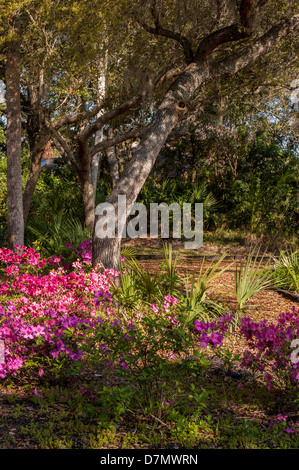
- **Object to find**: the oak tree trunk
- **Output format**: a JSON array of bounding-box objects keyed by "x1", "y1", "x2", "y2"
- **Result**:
[
  {"x1": 92, "y1": 66, "x2": 198, "y2": 269},
  {"x1": 23, "y1": 80, "x2": 51, "y2": 227},
  {"x1": 23, "y1": 148, "x2": 45, "y2": 226},
  {"x1": 91, "y1": 56, "x2": 107, "y2": 201}
]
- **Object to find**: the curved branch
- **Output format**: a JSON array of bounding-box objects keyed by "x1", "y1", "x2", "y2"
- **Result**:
[
  {"x1": 79, "y1": 94, "x2": 144, "y2": 142},
  {"x1": 81, "y1": 68, "x2": 179, "y2": 143},
  {"x1": 211, "y1": 14, "x2": 299, "y2": 78},
  {"x1": 90, "y1": 126, "x2": 146, "y2": 158},
  {"x1": 133, "y1": 2, "x2": 194, "y2": 64},
  {"x1": 45, "y1": 121, "x2": 79, "y2": 171},
  {"x1": 53, "y1": 102, "x2": 104, "y2": 130},
  {"x1": 195, "y1": 0, "x2": 266, "y2": 60}
]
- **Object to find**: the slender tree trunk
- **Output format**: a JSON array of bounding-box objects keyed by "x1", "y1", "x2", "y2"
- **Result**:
[
  {"x1": 23, "y1": 145, "x2": 48, "y2": 226},
  {"x1": 91, "y1": 145, "x2": 102, "y2": 197},
  {"x1": 22, "y1": 78, "x2": 51, "y2": 227},
  {"x1": 106, "y1": 146, "x2": 119, "y2": 186},
  {"x1": 117, "y1": 145, "x2": 124, "y2": 174},
  {"x1": 78, "y1": 141, "x2": 95, "y2": 231},
  {"x1": 91, "y1": 121, "x2": 104, "y2": 199},
  {"x1": 91, "y1": 55, "x2": 107, "y2": 201},
  {"x1": 106, "y1": 128, "x2": 119, "y2": 186},
  {"x1": 81, "y1": 173, "x2": 95, "y2": 231},
  {"x1": 6, "y1": 20, "x2": 24, "y2": 249}
]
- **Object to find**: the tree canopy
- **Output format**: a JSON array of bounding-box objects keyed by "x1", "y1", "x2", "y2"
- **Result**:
[{"x1": 0, "y1": 0, "x2": 298, "y2": 262}]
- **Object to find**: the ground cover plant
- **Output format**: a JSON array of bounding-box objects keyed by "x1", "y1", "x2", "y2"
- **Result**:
[
  {"x1": 0, "y1": 243, "x2": 298, "y2": 449},
  {"x1": 270, "y1": 250, "x2": 299, "y2": 294}
]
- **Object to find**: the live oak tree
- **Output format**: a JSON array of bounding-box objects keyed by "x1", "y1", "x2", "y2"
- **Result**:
[
  {"x1": 91, "y1": 0, "x2": 299, "y2": 269},
  {"x1": 1, "y1": 1, "x2": 58, "y2": 236},
  {"x1": 1, "y1": 0, "x2": 297, "y2": 260},
  {"x1": 21, "y1": 0, "x2": 109, "y2": 228},
  {"x1": 20, "y1": 0, "x2": 180, "y2": 231}
]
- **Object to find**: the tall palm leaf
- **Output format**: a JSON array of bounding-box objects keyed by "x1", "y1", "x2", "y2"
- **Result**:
[{"x1": 235, "y1": 252, "x2": 275, "y2": 312}]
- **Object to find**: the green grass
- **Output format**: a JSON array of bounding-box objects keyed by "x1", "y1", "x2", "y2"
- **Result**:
[{"x1": 1, "y1": 362, "x2": 298, "y2": 449}]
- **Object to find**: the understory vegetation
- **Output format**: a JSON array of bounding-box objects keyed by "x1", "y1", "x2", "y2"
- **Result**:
[
  {"x1": 0, "y1": 105, "x2": 298, "y2": 451},
  {"x1": 0, "y1": 243, "x2": 298, "y2": 449},
  {"x1": 1, "y1": 128, "x2": 298, "y2": 256}
]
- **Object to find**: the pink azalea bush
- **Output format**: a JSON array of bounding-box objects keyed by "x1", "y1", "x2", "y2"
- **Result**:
[
  {"x1": 240, "y1": 306, "x2": 299, "y2": 387},
  {"x1": 150, "y1": 294, "x2": 179, "y2": 324},
  {"x1": 0, "y1": 245, "x2": 118, "y2": 379},
  {"x1": 194, "y1": 314, "x2": 233, "y2": 348},
  {"x1": 85, "y1": 295, "x2": 191, "y2": 379},
  {"x1": 0, "y1": 244, "x2": 298, "y2": 391},
  {"x1": 74, "y1": 239, "x2": 92, "y2": 265}
]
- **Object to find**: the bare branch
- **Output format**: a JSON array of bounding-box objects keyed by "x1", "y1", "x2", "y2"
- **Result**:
[
  {"x1": 81, "y1": 67, "x2": 180, "y2": 144},
  {"x1": 211, "y1": 14, "x2": 299, "y2": 78},
  {"x1": 195, "y1": 0, "x2": 266, "y2": 60},
  {"x1": 90, "y1": 126, "x2": 146, "y2": 158},
  {"x1": 133, "y1": 2, "x2": 194, "y2": 64},
  {"x1": 168, "y1": 121, "x2": 238, "y2": 141},
  {"x1": 154, "y1": 66, "x2": 182, "y2": 88},
  {"x1": 53, "y1": 102, "x2": 104, "y2": 130},
  {"x1": 79, "y1": 94, "x2": 144, "y2": 143},
  {"x1": 45, "y1": 118, "x2": 79, "y2": 171}
]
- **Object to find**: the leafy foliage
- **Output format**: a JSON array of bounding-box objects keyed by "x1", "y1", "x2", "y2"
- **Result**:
[
  {"x1": 234, "y1": 252, "x2": 275, "y2": 312},
  {"x1": 270, "y1": 250, "x2": 299, "y2": 293}
]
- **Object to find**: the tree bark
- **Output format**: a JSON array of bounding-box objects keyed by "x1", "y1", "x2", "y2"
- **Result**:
[
  {"x1": 81, "y1": 172, "x2": 95, "y2": 231},
  {"x1": 23, "y1": 87, "x2": 51, "y2": 226},
  {"x1": 92, "y1": 68, "x2": 197, "y2": 269},
  {"x1": 106, "y1": 128, "x2": 119, "y2": 186},
  {"x1": 93, "y1": 236, "x2": 121, "y2": 270},
  {"x1": 6, "y1": 20, "x2": 24, "y2": 249},
  {"x1": 78, "y1": 141, "x2": 95, "y2": 231},
  {"x1": 23, "y1": 142, "x2": 49, "y2": 226},
  {"x1": 91, "y1": 51, "x2": 107, "y2": 200},
  {"x1": 91, "y1": 57, "x2": 107, "y2": 199},
  {"x1": 106, "y1": 145, "x2": 119, "y2": 186}
]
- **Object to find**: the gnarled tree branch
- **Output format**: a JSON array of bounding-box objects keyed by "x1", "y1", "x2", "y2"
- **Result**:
[
  {"x1": 195, "y1": 0, "x2": 266, "y2": 60},
  {"x1": 53, "y1": 102, "x2": 104, "y2": 130},
  {"x1": 90, "y1": 126, "x2": 146, "y2": 158},
  {"x1": 133, "y1": 1, "x2": 194, "y2": 64}
]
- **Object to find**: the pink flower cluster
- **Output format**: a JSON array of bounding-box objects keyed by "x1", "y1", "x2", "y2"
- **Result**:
[
  {"x1": 0, "y1": 245, "x2": 61, "y2": 271},
  {"x1": 74, "y1": 239, "x2": 92, "y2": 265},
  {"x1": 194, "y1": 314, "x2": 233, "y2": 348},
  {"x1": 151, "y1": 294, "x2": 179, "y2": 324},
  {"x1": 0, "y1": 245, "x2": 117, "y2": 378},
  {"x1": 240, "y1": 306, "x2": 299, "y2": 384},
  {"x1": 0, "y1": 303, "x2": 104, "y2": 378}
]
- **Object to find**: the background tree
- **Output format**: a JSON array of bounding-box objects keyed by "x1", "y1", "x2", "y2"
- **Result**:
[{"x1": 2, "y1": 5, "x2": 24, "y2": 249}]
